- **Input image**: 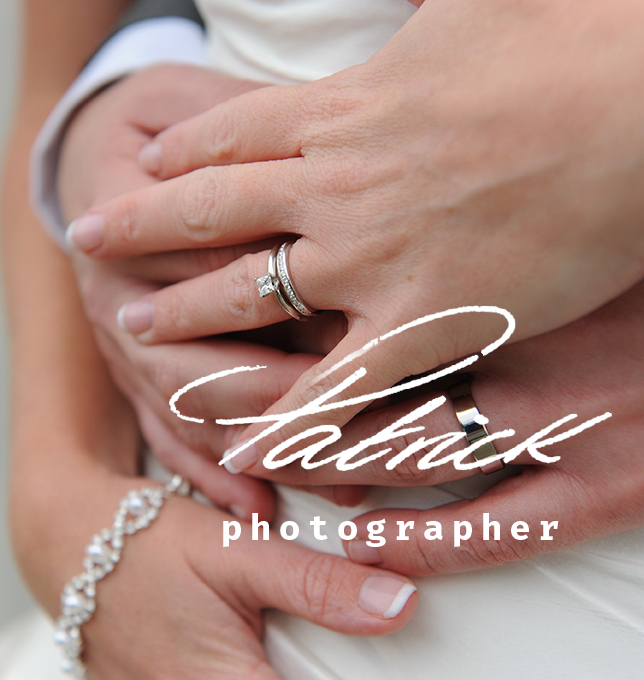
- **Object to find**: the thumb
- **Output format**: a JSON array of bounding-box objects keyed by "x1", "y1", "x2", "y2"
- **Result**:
[
  {"x1": 195, "y1": 510, "x2": 418, "y2": 636},
  {"x1": 345, "y1": 466, "x2": 614, "y2": 576}
]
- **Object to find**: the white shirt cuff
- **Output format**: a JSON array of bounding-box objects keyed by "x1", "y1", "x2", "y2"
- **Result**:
[{"x1": 30, "y1": 17, "x2": 209, "y2": 249}]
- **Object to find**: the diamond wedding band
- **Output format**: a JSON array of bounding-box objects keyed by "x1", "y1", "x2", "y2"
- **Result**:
[{"x1": 254, "y1": 241, "x2": 317, "y2": 321}]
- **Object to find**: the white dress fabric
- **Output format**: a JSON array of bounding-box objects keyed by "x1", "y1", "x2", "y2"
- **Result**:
[
  {"x1": 195, "y1": 1, "x2": 644, "y2": 678},
  {"x1": 4, "y1": 1, "x2": 643, "y2": 678}
]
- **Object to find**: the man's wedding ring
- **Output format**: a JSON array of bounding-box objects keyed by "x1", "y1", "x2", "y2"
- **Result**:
[
  {"x1": 449, "y1": 380, "x2": 505, "y2": 474},
  {"x1": 254, "y1": 242, "x2": 317, "y2": 321}
]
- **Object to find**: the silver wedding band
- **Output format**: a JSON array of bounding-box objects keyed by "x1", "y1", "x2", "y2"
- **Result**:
[
  {"x1": 254, "y1": 241, "x2": 317, "y2": 321},
  {"x1": 449, "y1": 380, "x2": 505, "y2": 474}
]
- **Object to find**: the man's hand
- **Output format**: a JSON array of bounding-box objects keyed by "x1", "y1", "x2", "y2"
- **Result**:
[{"x1": 58, "y1": 64, "x2": 293, "y2": 518}]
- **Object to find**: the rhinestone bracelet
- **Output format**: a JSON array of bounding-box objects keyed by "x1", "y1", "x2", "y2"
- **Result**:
[{"x1": 53, "y1": 475, "x2": 191, "y2": 678}]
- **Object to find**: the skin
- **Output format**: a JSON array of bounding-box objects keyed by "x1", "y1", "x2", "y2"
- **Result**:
[
  {"x1": 58, "y1": 62, "x2": 366, "y2": 510},
  {"x1": 71, "y1": 0, "x2": 644, "y2": 451},
  {"x1": 3, "y1": 3, "x2": 417, "y2": 678},
  {"x1": 9, "y1": 0, "x2": 644, "y2": 674},
  {"x1": 63, "y1": 0, "x2": 644, "y2": 572},
  {"x1": 59, "y1": 63, "x2": 289, "y2": 519}
]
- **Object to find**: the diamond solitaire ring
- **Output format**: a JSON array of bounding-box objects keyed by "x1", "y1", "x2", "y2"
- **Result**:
[{"x1": 254, "y1": 241, "x2": 318, "y2": 321}]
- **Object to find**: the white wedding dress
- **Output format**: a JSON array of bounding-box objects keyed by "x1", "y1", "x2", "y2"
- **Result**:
[{"x1": 2, "y1": 1, "x2": 643, "y2": 678}]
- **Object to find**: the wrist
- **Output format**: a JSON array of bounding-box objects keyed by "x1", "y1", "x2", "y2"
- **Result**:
[{"x1": 10, "y1": 455, "x2": 145, "y2": 617}]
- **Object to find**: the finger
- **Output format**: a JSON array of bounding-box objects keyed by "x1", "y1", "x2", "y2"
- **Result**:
[
  {"x1": 66, "y1": 160, "x2": 302, "y2": 258},
  {"x1": 98, "y1": 307, "x2": 323, "y2": 427},
  {"x1": 114, "y1": 238, "x2": 281, "y2": 283},
  {"x1": 115, "y1": 239, "x2": 340, "y2": 343},
  {"x1": 75, "y1": 257, "x2": 326, "y2": 425},
  {"x1": 292, "y1": 484, "x2": 371, "y2": 507},
  {"x1": 126, "y1": 65, "x2": 268, "y2": 134},
  {"x1": 222, "y1": 308, "x2": 521, "y2": 479},
  {"x1": 190, "y1": 508, "x2": 418, "y2": 635},
  {"x1": 225, "y1": 388, "x2": 476, "y2": 486},
  {"x1": 116, "y1": 252, "x2": 296, "y2": 341},
  {"x1": 223, "y1": 320, "x2": 440, "y2": 477},
  {"x1": 116, "y1": 245, "x2": 334, "y2": 342},
  {"x1": 135, "y1": 401, "x2": 276, "y2": 522},
  {"x1": 343, "y1": 465, "x2": 622, "y2": 576},
  {"x1": 164, "y1": 340, "x2": 323, "y2": 423},
  {"x1": 223, "y1": 341, "x2": 608, "y2": 486},
  {"x1": 140, "y1": 84, "x2": 314, "y2": 179},
  {"x1": 94, "y1": 317, "x2": 326, "y2": 480}
]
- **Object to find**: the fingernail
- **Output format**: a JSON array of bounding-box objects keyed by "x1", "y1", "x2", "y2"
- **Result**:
[
  {"x1": 229, "y1": 504, "x2": 248, "y2": 520},
  {"x1": 117, "y1": 300, "x2": 154, "y2": 335},
  {"x1": 139, "y1": 142, "x2": 162, "y2": 174},
  {"x1": 359, "y1": 576, "x2": 417, "y2": 619},
  {"x1": 66, "y1": 214, "x2": 104, "y2": 252},
  {"x1": 222, "y1": 441, "x2": 260, "y2": 475},
  {"x1": 347, "y1": 540, "x2": 383, "y2": 565}
]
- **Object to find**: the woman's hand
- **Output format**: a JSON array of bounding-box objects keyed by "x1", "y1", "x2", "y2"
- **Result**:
[
  {"x1": 68, "y1": 0, "x2": 644, "y2": 461},
  {"x1": 62, "y1": 475, "x2": 417, "y2": 680}
]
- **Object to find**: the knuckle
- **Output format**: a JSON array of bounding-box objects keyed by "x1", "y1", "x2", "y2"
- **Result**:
[
  {"x1": 220, "y1": 256, "x2": 258, "y2": 323},
  {"x1": 383, "y1": 444, "x2": 427, "y2": 485},
  {"x1": 202, "y1": 116, "x2": 237, "y2": 164},
  {"x1": 298, "y1": 363, "x2": 348, "y2": 411},
  {"x1": 77, "y1": 274, "x2": 108, "y2": 326},
  {"x1": 465, "y1": 529, "x2": 539, "y2": 569},
  {"x1": 294, "y1": 553, "x2": 346, "y2": 620},
  {"x1": 150, "y1": 354, "x2": 184, "y2": 401},
  {"x1": 412, "y1": 536, "x2": 443, "y2": 576},
  {"x1": 156, "y1": 287, "x2": 197, "y2": 338},
  {"x1": 412, "y1": 520, "x2": 540, "y2": 575},
  {"x1": 465, "y1": 535, "x2": 525, "y2": 568},
  {"x1": 112, "y1": 194, "x2": 140, "y2": 247},
  {"x1": 178, "y1": 170, "x2": 219, "y2": 242}
]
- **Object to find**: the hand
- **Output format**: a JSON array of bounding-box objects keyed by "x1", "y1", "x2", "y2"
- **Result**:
[
  {"x1": 68, "y1": 272, "x2": 644, "y2": 577},
  {"x1": 67, "y1": 0, "x2": 644, "y2": 462},
  {"x1": 293, "y1": 282, "x2": 641, "y2": 575},
  {"x1": 154, "y1": 281, "x2": 640, "y2": 576},
  {"x1": 56, "y1": 475, "x2": 418, "y2": 680},
  {"x1": 58, "y1": 64, "x2": 305, "y2": 517}
]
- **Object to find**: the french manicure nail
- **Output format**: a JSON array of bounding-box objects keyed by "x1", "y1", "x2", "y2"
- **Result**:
[
  {"x1": 359, "y1": 576, "x2": 417, "y2": 619},
  {"x1": 117, "y1": 300, "x2": 154, "y2": 335},
  {"x1": 222, "y1": 441, "x2": 260, "y2": 475},
  {"x1": 66, "y1": 214, "x2": 104, "y2": 252},
  {"x1": 139, "y1": 142, "x2": 162, "y2": 174},
  {"x1": 347, "y1": 540, "x2": 383, "y2": 565}
]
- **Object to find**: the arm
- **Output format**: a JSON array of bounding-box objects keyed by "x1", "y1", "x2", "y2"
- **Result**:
[
  {"x1": 2, "y1": 0, "x2": 142, "y2": 613},
  {"x1": 31, "y1": 0, "x2": 209, "y2": 244},
  {"x1": 1, "y1": 6, "x2": 417, "y2": 678}
]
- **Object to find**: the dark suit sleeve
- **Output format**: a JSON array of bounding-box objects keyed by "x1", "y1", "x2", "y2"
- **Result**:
[{"x1": 98, "y1": 0, "x2": 205, "y2": 54}]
